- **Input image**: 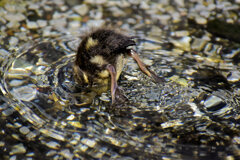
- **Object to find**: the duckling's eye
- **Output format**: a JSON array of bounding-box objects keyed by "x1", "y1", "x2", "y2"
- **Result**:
[{"x1": 85, "y1": 37, "x2": 98, "y2": 50}]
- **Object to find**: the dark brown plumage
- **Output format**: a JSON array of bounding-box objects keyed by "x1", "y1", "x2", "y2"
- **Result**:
[
  {"x1": 75, "y1": 29, "x2": 135, "y2": 83},
  {"x1": 73, "y1": 28, "x2": 161, "y2": 106}
]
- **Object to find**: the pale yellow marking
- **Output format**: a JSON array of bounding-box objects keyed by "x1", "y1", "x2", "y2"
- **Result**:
[
  {"x1": 83, "y1": 72, "x2": 89, "y2": 83},
  {"x1": 92, "y1": 79, "x2": 109, "y2": 94},
  {"x1": 86, "y1": 37, "x2": 98, "y2": 50},
  {"x1": 98, "y1": 69, "x2": 109, "y2": 78},
  {"x1": 115, "y1": 54, "x2": 125, "y2": 80},
  {"x1": 90, "y1": 55, "x2": 108, "y2": 65}
]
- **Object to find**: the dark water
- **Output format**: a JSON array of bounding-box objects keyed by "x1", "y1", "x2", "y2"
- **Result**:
[{"x1": 1, "y1": 0, "x2": 240, "y2": 159}]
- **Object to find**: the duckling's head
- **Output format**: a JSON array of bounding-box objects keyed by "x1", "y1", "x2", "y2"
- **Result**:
[{"x1": 75, "y1": 29, "x2": 135, "y2": 84}]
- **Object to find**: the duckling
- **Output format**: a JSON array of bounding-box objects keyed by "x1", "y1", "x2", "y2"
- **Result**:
[{"x1": 73, "y1": 28, "x2": 161, "y2": 106}]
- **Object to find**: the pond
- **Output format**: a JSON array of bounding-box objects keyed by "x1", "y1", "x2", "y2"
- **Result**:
[{"x1": 0, "y1": 0, "x2": 240, "y2": 159}]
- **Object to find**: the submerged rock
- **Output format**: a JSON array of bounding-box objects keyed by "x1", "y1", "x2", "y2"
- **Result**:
[
  {"x1": 11, "y1": 86, "x2": 37, "y2": 101},
  {"x1": 207, "y1": 19, "x2": 240, "y2": 43},
  {"x1": 10, "y1": 143, "x2": 26, "y2": 155}
]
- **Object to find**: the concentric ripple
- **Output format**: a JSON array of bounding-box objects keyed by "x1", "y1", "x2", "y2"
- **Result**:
[{"x1": 0, "y1": 42, "x2": 82, "y2": 132}]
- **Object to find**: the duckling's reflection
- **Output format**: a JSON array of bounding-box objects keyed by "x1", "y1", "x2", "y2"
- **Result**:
[{"x1": 73, "y1": 28, "x2": 162, "y2": 106}]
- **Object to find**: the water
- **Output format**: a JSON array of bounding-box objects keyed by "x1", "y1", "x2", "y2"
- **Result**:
[{"x1": 1, "y1": 0, "x2": 240, "y2": 160}]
